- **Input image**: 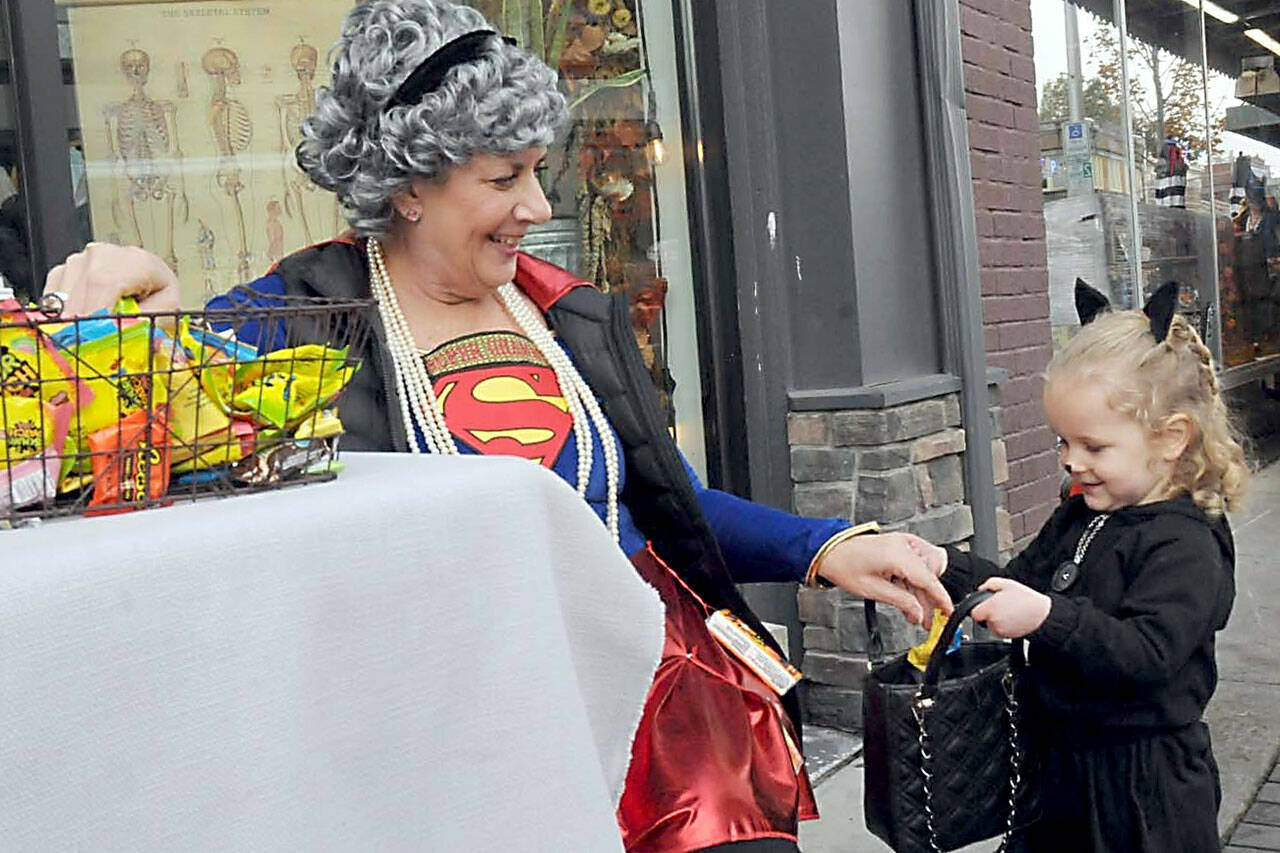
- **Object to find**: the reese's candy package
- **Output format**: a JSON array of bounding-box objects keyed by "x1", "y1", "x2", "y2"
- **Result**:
[
  {"x1": 86, "y1": 408, "x2": 171, "y2": 515},
  {"x1": 84, "y1": 409, "x2": 168, "y2": 512},
  {"x1": 0, "y1": 393, "x2": 72, "y2": 510}
]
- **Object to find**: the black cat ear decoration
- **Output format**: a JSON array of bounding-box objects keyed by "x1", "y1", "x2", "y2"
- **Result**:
[
  {"x1": 1143, "y1": 280, "x2": 1179, "y2": 343},
  {"x1": 1074, "y1": 278, "x2": 1110, "y2": 326},
  {"x1": 1075, "y1": 277, "x2": 1178, "y2": 343}
]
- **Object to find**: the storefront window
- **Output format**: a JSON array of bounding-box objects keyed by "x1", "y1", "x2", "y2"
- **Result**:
[
  {"x1": 0, "y1": 14, "x2": 40, "y2": 304},
  {"x1": 1035, "y1": 0, "x2": 1280, "y2": 380},
  {"x1": 1034, "y1": 2, "x2": 1143, "y2": 347},
  {"x1": 1219, "y1": 34, "x2": 1280, "y2": 367},
  {"x1": 55, "y1": 0, "x2": 709, "y2": 476}
]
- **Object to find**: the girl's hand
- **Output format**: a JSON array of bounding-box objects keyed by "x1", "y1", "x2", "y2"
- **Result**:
[
  {"x1": 815, "y1": 532, "x2": 953, "y2": 627},
  {"x1": 971, "y1": 577, "x2": 1052, "y2": 639},
  {"x1": 43, "y1": 243, "x2": 181, "y2": 316}
]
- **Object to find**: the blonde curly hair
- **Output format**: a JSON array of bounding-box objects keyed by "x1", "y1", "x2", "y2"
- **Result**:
[{"x1": 1048, "y1": 309, "x2": 1249, "y2": 516}]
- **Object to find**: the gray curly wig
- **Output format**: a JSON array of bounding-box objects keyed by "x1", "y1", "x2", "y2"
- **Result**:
[{"x1": 298, "y1": 0, "x2": 567, "y2": 236}]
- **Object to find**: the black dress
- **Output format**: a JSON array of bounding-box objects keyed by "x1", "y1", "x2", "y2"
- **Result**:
[{"x1": 942, "y1": 496, "x2": 1234, "y2": 852}]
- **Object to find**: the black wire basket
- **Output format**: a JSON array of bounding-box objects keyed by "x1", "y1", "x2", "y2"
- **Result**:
[{"x1": 0, "y1": 287, "x2": 374, "y2": 525}]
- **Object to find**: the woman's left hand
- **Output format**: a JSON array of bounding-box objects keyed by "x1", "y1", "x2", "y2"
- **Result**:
[
  {"x1": 815, "y1": 532, "x2": 953, "y2": 628},
  {"x1": 971, "y1": 577, "x2": 1052, "y2": 639}
]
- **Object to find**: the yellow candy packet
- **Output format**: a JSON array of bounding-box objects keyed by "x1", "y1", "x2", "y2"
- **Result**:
[
  {"x1": 233, "y1": 344, "x2": 346, "y2": 386},
  {"x1": 0, "y1": 396, "x2": 56, "y2": 462},
  {"x1": 230, "y1": 353, "x2": 355, "y2": 430},
  {"x1": 293, "y1": 408, "x2": 345, "y2": 441},
  {"x1": 907, "y1": 608, "x2": 961, "y2": 672},
  {"x1": 164, "y1": 364, "x2": 247, "y2": 474},
  {"x1": 1, "y1": 322, "x2": 84, "y2": 406},
  {"x1": 0, "y1": 393, "x2": 73, "y2": 509}
]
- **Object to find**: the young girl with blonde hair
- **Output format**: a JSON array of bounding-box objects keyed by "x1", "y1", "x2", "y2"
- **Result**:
[{"x1": 915, "y1": 280, "x2": 1248, "y2": 851}]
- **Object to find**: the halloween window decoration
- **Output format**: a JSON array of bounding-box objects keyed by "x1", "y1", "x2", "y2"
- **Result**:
[{"x1": 467, "y1": 0, "x2": 677, "y2": 422}]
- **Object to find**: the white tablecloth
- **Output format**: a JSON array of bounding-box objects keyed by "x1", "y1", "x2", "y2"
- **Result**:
[{"x1": 0, "y1": 453, "x2": 663, "y2": 851}]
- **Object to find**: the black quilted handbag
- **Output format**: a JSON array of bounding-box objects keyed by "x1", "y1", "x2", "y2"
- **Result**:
[{"x1": 862, "y1": 590, "x2": 1035, "y2": 852}]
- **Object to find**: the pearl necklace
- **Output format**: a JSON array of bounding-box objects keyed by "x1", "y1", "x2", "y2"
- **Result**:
[{"x1": 366, "y1": 237, "x2": 619, "y2": 542}]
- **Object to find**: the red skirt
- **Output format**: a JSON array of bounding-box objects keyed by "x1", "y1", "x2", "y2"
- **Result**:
[{"x1": 617, "y1": 546, "x2": 818, "y2": 853}]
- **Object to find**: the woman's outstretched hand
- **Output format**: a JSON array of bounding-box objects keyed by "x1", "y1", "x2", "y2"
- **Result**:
[
  {"x1": 813, "y1": 532, "x2": 954, "y2": 627},
  {"x1": 43, "y1": 243, "x2": 181, "y2": 315}
]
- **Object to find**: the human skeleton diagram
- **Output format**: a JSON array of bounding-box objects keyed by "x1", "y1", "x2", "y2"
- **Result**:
[
  {"x1": 203, "y1": 46, "x2": 253, "y2": 282},
  {"x1": 103, "y1": 48, "x2": 190, "y2": 271},
  {"x1": 274, "y1": 41, "x2": 331, "y2": 244}
]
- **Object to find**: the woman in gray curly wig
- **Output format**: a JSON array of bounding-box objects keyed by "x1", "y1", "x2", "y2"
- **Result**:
[
  {"x1": 43, "y1": 2, "x2": 951, "y2": 851},
  {"x1": 299, "y1": 0, "x2": 566, "y2": 236}
]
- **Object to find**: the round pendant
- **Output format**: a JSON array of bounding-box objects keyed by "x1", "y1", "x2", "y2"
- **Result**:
[{"x1": 1051, "y1": 560, "x2": 1080, "y2": 592}]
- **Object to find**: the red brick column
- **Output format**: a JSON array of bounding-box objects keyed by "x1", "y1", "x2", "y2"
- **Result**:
[{"x1": 958, "y1": 0, "x2": 1058, "y2": 546}]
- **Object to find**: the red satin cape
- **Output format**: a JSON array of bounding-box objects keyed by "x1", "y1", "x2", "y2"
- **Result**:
[{"x1": 617, "y1": 546, "x2": 817, "y2": 853}]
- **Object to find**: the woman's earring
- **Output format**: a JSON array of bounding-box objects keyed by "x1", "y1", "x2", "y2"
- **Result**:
[{"x1": 402, "y1": 208, "x2": 422, "y2": 223}]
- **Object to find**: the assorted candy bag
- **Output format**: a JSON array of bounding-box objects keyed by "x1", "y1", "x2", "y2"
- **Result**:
[{"x1": 0, "y1": 295, "x2": 360, "y2": 520}]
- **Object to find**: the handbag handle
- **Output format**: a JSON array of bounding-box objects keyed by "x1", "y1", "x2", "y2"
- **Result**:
[
  {"x1": 862, "y1": 589, "x2": 995, "y2": 680},
  {"x1": 920, "y1": 589, "x2": 994, "y2": 690}
]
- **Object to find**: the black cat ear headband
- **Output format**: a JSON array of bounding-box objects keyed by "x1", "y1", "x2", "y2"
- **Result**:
[
  {"x1": 1074, "y1": 277, "x2": 1178, "y2": 342},
  {"x1": 385, "y1": 29, "x2": 515, "y2": 111}
]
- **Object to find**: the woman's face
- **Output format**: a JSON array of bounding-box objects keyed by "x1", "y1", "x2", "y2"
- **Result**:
[{"x1": 405, "y1": 146, "x2": 551, "y2": 297}]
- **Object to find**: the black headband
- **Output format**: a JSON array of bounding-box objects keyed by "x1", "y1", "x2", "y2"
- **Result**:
[{"x1": 385, "y1": 29, "x2": 514, "y2": 111}]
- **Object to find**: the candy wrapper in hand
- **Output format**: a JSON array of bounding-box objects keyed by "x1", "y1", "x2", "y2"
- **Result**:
[
  {"x1": 86, "y1": 408, "x2": 171, "y2": 515},
  {"x1": 907, "y1": 608, "x2": 963, "y2": 672},
  {"x1": 0, "y1": 393, "x2": 73, "y2": 510}
]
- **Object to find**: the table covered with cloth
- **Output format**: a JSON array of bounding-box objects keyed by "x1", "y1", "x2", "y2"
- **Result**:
[{"x1": 0, "y1": 452, "x2": 663, "y2": 851}]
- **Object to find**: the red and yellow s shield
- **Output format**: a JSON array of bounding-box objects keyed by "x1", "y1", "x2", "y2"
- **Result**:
[{"x1": 433, "y1": 365, "x2": 573, "y2": 467}]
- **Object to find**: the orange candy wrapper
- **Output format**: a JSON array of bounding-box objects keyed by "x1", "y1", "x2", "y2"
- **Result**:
[{"x1": 86, "y1": 408, "x2": 171, "y2": 515}]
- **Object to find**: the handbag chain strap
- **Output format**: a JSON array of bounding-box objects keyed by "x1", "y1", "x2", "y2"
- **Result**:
[{"x1": 912, "y1": 666, "x2": 1022, "y2": 853}]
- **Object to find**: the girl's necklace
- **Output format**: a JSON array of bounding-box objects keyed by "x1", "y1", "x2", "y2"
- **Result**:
[
  {"x1": 366, "y1": 237, "x2": 619, "y2": 542},
  {"x1": 1051, "y1": 513, "x2": 1110, "y2": 592}
]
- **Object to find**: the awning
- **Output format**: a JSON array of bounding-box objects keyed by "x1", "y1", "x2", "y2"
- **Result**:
[{"x1": 1066, "y1": 0, "x2": 1280, "y2": 79}]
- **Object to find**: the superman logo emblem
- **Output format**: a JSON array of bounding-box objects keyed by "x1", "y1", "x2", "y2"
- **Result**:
[{"x1": 433, "y1": 364, "x2": 572, "y2": 467}]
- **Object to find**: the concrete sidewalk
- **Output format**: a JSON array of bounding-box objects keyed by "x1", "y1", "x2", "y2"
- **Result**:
[{"x1": 799, "y1": 461, "x2": 1280, "y2": 852}]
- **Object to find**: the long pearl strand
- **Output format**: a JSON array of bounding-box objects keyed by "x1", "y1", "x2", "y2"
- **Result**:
[
  {"x1": 496, "y1": 281, "x2": 619, "y2": 542},
  {"x1": 366, "y1": 237, "x2": 619, "y2": 542},
  {"x1": 368, "y1": 238, "x2": 456, "y2": 455}
]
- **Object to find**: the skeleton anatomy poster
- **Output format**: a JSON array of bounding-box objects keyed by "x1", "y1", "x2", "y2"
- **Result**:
[{"x1": 64, "y1": 0, "x2": 353, "y2": 306}]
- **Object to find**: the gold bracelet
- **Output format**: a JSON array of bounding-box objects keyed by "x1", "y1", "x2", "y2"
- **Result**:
[{"x1": 805, "y1": 521, "x2": 882, "y2": 588}]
